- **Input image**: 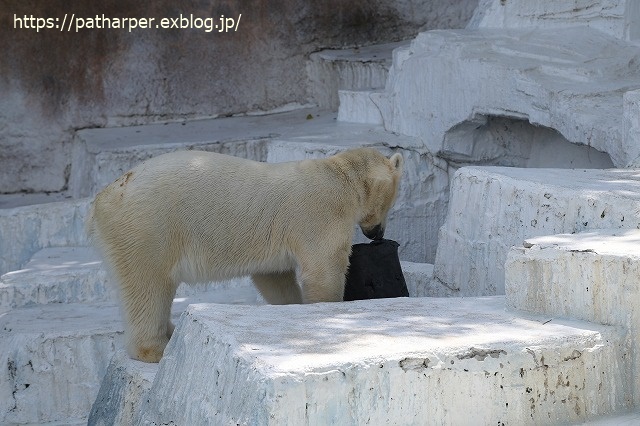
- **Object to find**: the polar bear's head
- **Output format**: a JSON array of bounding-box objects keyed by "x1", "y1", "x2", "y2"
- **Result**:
[{"x1": 355, "y1": 150, "x2": 404, "y2": 240}]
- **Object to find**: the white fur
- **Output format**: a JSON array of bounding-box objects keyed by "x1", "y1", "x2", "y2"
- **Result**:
[{"x1": 87, "y1": 148, "x2": 403, "y2": 362}]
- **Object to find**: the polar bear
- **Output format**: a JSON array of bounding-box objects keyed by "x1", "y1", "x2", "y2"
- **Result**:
[{"x1": 87, "y1": 147, "x2": 403, "y2": 362}]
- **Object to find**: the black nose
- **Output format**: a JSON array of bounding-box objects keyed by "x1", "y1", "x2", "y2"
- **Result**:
[{"x1": 363, "y1": 224, "x2": 384, "y2": 240}]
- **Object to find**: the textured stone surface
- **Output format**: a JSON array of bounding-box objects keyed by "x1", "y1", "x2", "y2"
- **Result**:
[
  {"x1": 507, "y1": 229, "x2": 640, "y2": 322},
  {"x1": 337, "y1": 89, "x2": 384, "y2": 124},
  {"x1": 0, "y1": 198, "x2": 91, "y2": 275},
  {"x1": 434, "y1": 166, "x2": 640, "y2": 296},
  {"x1": 70, "y1": 108, "x2": 417, "y2": 198},
  {"x1": 87, "y1": 350, "x2": 156, "y2": 426},
  {"x1": 468, "y1": 0, "x2": 640, "y2": 41},
  {"x1": 2, "y1": 0, "x2": 478, "y2": 194},
  {"x1": 0, "y1": 246, "x2": 112, "y2": 309},
  {"x1": 625, "y1": 89, "x2": 640, "y2": 166},
  {"x1": 0, "y1": 301, "x2": 123, "y2": 425},
  {"x1": 308, "y1": 41, "x2": 406, "y2": 110},
  {"x1": 134, "y1": 297, "x2": 630, "y2": 425},
  {"x1": 399, "y1": 261, "x2": 453, "y2": 297},
  {"x1": 506, "y1": 229, "x2": 640, "y2": 404},
  {"x1": 0, "y1": 282, "x2": 261, "y2": 424},
  {"x1": 0, "y1": 243, "x2": 435, "y2": 423},
  {"x1": 377, "y1": 26, "x2": 640, "y2": 167}
]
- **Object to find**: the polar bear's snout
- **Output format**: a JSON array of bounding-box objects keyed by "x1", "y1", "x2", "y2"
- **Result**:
[{"x1": 361, "y1": 223, "x2": 384, "y2": 240}]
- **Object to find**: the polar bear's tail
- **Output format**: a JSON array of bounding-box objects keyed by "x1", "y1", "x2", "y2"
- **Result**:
[
  {"x1": 85, "y1": 199, "x2": 100, "y2": 247},
  {"x1": 85, "y1": 199, "x2": 115, "y2": 277}
]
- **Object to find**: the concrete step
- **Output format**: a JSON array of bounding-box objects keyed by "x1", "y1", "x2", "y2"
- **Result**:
[
  {"x1": 400, "y1": 261, "x2": 454, "y2": 298},
  {"x1": 307, "y1": 41, "x2": 408, "y2": 110},
  {"x1": 90, "y1": 296, "x2": 631, "y2": 425},
  {"x1": 0, "y1": 246, "x2": 112, "y2": 309},
  {"x1": 88, "y1": 350, "x2": 156, "y2": 426},
  {"x1": 580, "y1": 410, "x2": 640, "y2": 425},
  {"x1": 0, "y1": 301, "x2": 122, "y2": 425},
  {"x1": 505, "y1": 229, "x2": 640, "y2": 405},
  {"x1": 337, "y1": 89, "x2": 384, "y2": 125},
  {"x1": 433, "y1": 166, "x2": 640, "y2": 297},
  {"x1": 0, "y1": 198, "x2": 91, "y2": 276},
  {"x1": 0, "y1": 244, "x2": 435, "y2": 423},
  {"x1": 0, "y1": 283, "x2": 261, "y2": 425}
]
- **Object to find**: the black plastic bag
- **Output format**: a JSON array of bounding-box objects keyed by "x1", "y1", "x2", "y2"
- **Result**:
[{"x1": 343, "y1": 239, "x2": 409, "y2": 301}]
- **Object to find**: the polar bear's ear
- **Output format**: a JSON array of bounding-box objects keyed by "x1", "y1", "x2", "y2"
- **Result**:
[{"x1": 389, "y1": 153, "x2": 403, "y2": 174}]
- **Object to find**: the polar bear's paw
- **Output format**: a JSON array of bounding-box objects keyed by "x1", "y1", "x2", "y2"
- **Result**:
[{"x1": 130, "y1": 337, "x2": 169, "y2": 363}]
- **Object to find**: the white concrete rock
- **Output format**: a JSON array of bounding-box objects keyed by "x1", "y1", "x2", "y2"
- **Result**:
[
  {"x1": 0, "y1": 246, "x2": 261, "y2": 309},
  {"x1": 624, "y1": 89, "x2": 640, "y2": 166},
  {"x1": 337, "y1": 89, "x2": 384, "y2": 125},
  {"x1": 376, "y1": 26, "x2": 640, "y2": 167},
  {"x1": 506, "y1": 229, "x2": 640, "y2": 404},
  {"x1": 399, "y1": 261, "x2": 454, "y2": 297},
  {"x1": 0, "y1": 301, "x2": 123, "y2": 425},
  {"x1": 86, "y1": 263, "x2": 435, "y2": 425},
  {"x1": 71, "y1": 108, "x2": 407, "y2": 198},
  {"x1": 507, "y1": 229, "x2": 640, "y2": 322},
  {"x1": 0, "y1": 282, "x2": 261, "y2": 424},
  {"x1": 0, "y1": 198, "x2": 92, "y2": 275},
  {"x1": 582, "y1": 411, "x2": 640, "y2": 426},
  {"x1": 0, "y1": 246, "x2": 112, "y2": 309},
  {"x1": 468, "y1": 0, "x2": 640, "y2": 41},
  {"x1": 70, "y1": 116, "x2": 270, "y2": 199},
  {"x1": 87, "y1": 350, "x2": 156, "y2": 426},
  {"x1": 434, "y1": 166, "x2": 640, "y2": 296},
  {"x1": 134, "y1": 297, "x2": 630, "y2": 425},
  {"x1": 307, "y1": 42, "x2": 407, "y2": 110}
]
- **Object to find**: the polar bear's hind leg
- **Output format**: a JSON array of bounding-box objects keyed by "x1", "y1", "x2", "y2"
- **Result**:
[{"x1": 119, "y1": 269, "x2": 177, "y2": 363}]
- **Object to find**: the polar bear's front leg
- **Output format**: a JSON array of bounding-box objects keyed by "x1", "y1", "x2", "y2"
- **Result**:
[
  {"x1": 252, "y1": 271, "x2": 302, "y2": 304},
  {"x1": 297, "y1": 244, "x2": 350, "y2": 303}
]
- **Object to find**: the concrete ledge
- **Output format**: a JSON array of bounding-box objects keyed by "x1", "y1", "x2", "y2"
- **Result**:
[
  {"x1": 506, "y1": 229, "x2": 640, "y2": 323},
  {"x1": 337, "y1": 89, "x2": 384, "y2": 124},
  {"x1": 88, "y1": 350, "x2": 156, "y2": 426},
  {"x1": 132, "y1": 297, "x2": 630, "y2": 425},
  {"x1": 400, "y1": 261, "x2": 456, "y2": 297},
  {"x1": 505, "y1": 229, "x2": 640, "y2": 405},
  {"x1": 0, "y1": 247, "x2": 112, "y2": 309},
  {"x1": 307, "y1": 42, "x2": 406, "y2": 110},
  {"x1": 0, "y1": 281, "x2": 261, "y2": 424},
  {"x1": 0, "y1": 198, "x2": 91, "y2": 275},
  {"x1": 434, "y1": 166, "x2": 640, "y2": 296},
  {"x1": 468, "y1": 0, "x2": 639, "y2": 42},
  {"x1": 0, "y1": 301, "x2": 123, "y2": 424}
]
